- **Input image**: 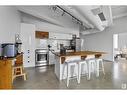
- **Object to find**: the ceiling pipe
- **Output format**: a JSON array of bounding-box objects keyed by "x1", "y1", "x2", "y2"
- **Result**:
[
  {"x1": 60, "y1": 6, "x2": 94, "y2": 29},
  {"x1": 72, "y1": 6, "x2": 105, "y2": 31}
]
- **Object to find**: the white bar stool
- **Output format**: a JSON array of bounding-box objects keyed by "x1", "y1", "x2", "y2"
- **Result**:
[
  {"x1": 87, "y1": 58, "x2": 96, "y2": 80},
  {"x1": 66, "y1": 61, "x2": 78, "y2": 87},
  {"x1": 96, "y1": 58, "x2": 105, "y2": 77},
  {"x1": 62, "y1": 56, "x2": 81, "y2": 87},
  {"x1": 78, "y1": 60, "x2": 88, "y2": 83}
]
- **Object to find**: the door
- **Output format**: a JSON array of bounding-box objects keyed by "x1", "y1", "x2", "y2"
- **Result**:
[{"x1": 113, "y1": 34, "x2": 118, "y2": 61}]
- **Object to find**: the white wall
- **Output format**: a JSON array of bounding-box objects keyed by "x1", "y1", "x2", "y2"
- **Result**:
[
  {"x1": 21, "y1": 12, "x2": 80, "y2": 37},
  {"x1": 81, "y1": 16, "x2": 127, "y2": 61},
  {"x1": 0, "y1": 6, "x2": 21, "y2": 43}
]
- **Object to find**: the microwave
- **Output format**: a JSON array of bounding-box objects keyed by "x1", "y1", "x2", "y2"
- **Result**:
[{"x1": 1, "y1": 43, "x2": 17, "y2": 58}]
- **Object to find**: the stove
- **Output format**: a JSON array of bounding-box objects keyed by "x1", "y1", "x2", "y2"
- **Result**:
[{"x1": 35, "y1": 49, "x2": 49, "y2": 67}]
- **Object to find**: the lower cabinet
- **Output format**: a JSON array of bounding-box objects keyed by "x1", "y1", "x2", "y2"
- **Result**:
[
  {"x1": 0, "y1": 60, "x2": 12, "y2": 89},
  {"x1": 49, "y1": 52, "x2": 55, "y2": 65},
  {"x1": 0, "y1": 53, "x2": 23, "y2": 89}
]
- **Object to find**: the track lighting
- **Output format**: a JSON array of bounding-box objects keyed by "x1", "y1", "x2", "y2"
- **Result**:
[{"x1": 51, "y1": 5, "x2": 84, "y2": 27}]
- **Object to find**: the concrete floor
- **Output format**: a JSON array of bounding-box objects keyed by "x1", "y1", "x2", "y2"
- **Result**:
[{"x1": 13, "y1": 60, "x2": 127, "y2": 89}]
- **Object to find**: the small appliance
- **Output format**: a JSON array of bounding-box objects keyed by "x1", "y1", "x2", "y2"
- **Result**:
[{"x1": 1, "y1": 43, "x2": 17, "y2": 58}]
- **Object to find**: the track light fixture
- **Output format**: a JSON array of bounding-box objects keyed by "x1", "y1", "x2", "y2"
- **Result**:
[
  {"x1": 61, "y1": 11, "x2": 65, "y2": 16},
  {"x1": 52, "y1": 6, "x2": 57, "y2": 11},
  {"x1": 51, "y1": 5, "x2": 83, "y2": 27}
]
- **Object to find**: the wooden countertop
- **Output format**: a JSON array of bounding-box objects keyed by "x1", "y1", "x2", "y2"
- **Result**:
[
  {"x1": 0, "y1": 53, "x2": 23, "y2": 61},
  {"x1": 55, "y1": 51, "x2": 106, "y2": 57}
]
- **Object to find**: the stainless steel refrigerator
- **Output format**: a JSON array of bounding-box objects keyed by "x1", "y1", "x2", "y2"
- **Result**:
[
  {"x1": 75, "y1": 38, "x2": 81, "y2": 51},
  {"x1": 70, "y1": 38, "x2": 82, "y2": 51}
]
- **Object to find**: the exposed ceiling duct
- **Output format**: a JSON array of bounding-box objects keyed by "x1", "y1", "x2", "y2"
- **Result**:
[
  {"x1": 17, "y1": 6, "x2": 113, "y2": 35},
  {"x1": 71, "y1": 6, "x2": 105, "y2": 31},
  {"x1": 59, "y1": 6, "x2": 94, "y2": 29}
]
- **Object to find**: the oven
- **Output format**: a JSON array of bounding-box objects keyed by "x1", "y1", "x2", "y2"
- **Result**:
[{"x1": 35, "y1": 49, "x2": 49, "y2": 67}]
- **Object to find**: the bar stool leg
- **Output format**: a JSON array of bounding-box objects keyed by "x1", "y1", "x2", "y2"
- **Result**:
[
  {"x1": 67, "y1": 64, "x2": 70, "y2": 87},
  {"x1": 101, "y1": 60, "x2": 105, "y2": 75},
  {"x1": 75, "y1": 64, "x2": 79, "y2": 84},
  {"x1": 88, "y1": 63, "x2": 91, "y2": 80},
  {"x1": 85, "y1": 63, "x2": 89, "y2": 80},
  {"x1": 62, "y1": 63, "x2": 66, "y2": 80},
  {"x1": 94, "y1": 62, "x2": 97, "y2": 73},
  {"x1": 85, "y1": 63, "x2": 88, "y2": 74},
  {"x1": 23, "y1": 73, "x2": 27, "y2": 80},
  {"x1": 96, "y1": 61, "x2": 99, "y2": 77},
  {"x1": 12, "y1": 67, "x2": 15, "y2": 83},
  {"x1": 78, "y1": 63, "x2": 81, "y2": 84}
]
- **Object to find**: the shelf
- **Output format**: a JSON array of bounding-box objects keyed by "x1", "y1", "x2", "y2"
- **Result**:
[{"x1": 35, "y1": 31, "x2": 49, "y2": 39}]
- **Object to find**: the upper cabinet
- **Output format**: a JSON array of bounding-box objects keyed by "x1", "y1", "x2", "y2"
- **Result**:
[
  {"x1": 49, "y1": 32, "x2": 72, "y2": 40},
  {"x1": 35, "y1": 31, "x2": 49, "y2": 39}
]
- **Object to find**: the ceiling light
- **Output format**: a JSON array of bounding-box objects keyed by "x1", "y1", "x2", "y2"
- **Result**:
[
  {"x1": 61, "y1": 11, "x2": 65, "y2": 16},
  {"x1": 52, "y1": 6, "x2": 57, "y2": 11}
]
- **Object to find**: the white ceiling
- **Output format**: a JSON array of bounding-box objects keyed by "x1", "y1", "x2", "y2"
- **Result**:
[
  {"x1": 111, "y1": 6, "x2": 127, "y2": 19},
  {"x1": 17, "y1": 5, "x2": 127, "y2": 35},
  {"x1": 17, "y1": 6, "x2": 111, "y2": 30}
]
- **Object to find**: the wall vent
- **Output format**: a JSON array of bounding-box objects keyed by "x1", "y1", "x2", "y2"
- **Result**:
[
  {"x1": 91, "y1": 8, "x2": 106, "y2": 21},
  {"x1": 98, "y1": 12, "x2": 106, "y2": 21}
]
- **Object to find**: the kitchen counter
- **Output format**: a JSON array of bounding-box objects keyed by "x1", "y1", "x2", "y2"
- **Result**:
[
  {"x1": 0, "y1": 53, "x2": 23, "y2": 89},
  {"x1": 55, "y1": 51, "x2": 106, "y2": 64},
  {"x1": 55, "y1": 51, "x2": 106, "y2": 57},
  {"x1": 54, "y1": 51, "x2": 106, "y2": 80}
]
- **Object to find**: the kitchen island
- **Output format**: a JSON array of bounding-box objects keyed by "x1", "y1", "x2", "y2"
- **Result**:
[{"x1": 54, "y1": 51, "x2": 106, "y2": 80}]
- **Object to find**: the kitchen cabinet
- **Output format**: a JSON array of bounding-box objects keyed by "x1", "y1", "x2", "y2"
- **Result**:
[
  {"x1": 0, "y1": 60, "x2": 12, "y2": 89},
  {"x1": 35, "y1": 31, "x2": 49, "y2": 39},
  {"x1": 20, "y1": 23, "x2": 35, "y2": 67},
  {"x1": 49, "y1": 51, "x2": 55, "y2": 65},
  {"x1": 49, "y1": 32, "x2": 72, "y2": 40},
  {"x1": 0, "y1": 53, "x2": 23, "y2": 89}
]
